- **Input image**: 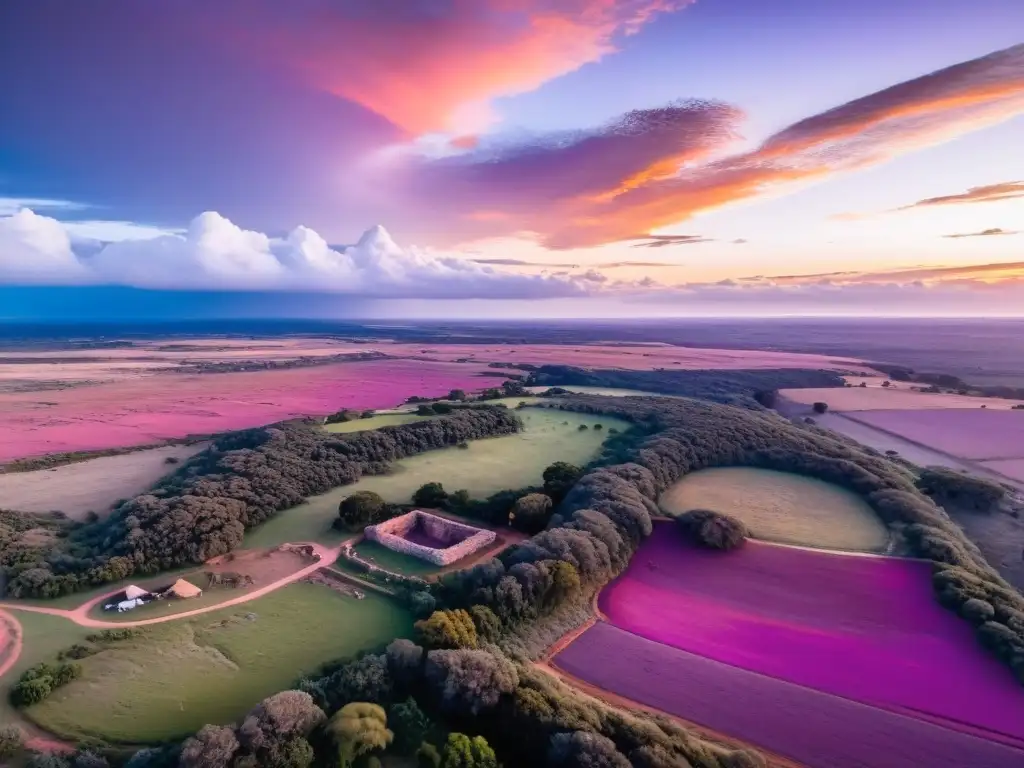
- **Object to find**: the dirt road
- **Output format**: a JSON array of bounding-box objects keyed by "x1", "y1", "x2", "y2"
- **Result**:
[{"x1": 0, "y1": 541, "x2": 342, "y2": 690}]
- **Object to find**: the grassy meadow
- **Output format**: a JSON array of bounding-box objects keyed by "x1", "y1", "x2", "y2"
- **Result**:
[
  {"x1": 25, "y1": 583, "x2": 414, "y2": 744},
  {"x1": 659, "y1": 467, "x2": 889, "y2": 552},
  {"x1": 245, "y1": 407, "x2": 627, "y2": 548}
]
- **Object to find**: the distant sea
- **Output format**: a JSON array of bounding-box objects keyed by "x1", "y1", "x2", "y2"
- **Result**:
[{"x1": 2, "y1": 317, "x2": 1023, "y2": 388}]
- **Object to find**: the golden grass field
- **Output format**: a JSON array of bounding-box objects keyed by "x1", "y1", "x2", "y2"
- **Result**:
[{"x1": 659, "y1": 467, "x2": 890, "y2": 552}]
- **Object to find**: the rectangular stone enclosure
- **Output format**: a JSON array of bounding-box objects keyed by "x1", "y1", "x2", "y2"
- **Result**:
[{"x1": 365, "y1": 510, "x2": 497, "y2": 566}]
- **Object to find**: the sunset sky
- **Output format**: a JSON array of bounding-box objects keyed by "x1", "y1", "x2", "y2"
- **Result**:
[{"x1": 1, "y1": 0, "x2": 1022, "y2": 318}]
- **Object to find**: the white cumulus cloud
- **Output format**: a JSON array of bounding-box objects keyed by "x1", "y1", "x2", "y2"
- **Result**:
[
  {"x1": 0, "y1": 209, "x2": 593, "y2": 299},
  {"x1": 0, "y1": 208, "x2": 92, "y2": 283}
]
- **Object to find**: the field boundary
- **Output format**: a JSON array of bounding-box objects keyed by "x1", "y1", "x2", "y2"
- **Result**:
[
  {"x1": 839, "y1": 411, "x2": 1023, "y2": 490},
  {"x1": 537, "y1": 659, "x2": 805, "y2": 768}
]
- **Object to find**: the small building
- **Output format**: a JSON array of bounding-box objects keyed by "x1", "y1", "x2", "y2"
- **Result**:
[
  {"x1": 124, "y1": 584, "x2": 150, "y2": 601},
  {"x1": 163, "y1": 578, "x2": 203, "y2": 600}
]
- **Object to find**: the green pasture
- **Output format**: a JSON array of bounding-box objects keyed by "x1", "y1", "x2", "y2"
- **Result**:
[
  {"x1": 659, "y1": 466, "x2": 890, "y2": 552},
  {"x1": 24, "y1": 583, "x2": 414, "y2": 744},
  {"x1": 245, "y1": 407, "x2": 628, "y2": 548}
]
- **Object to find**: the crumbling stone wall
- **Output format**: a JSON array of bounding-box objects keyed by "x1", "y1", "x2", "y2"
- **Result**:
[{"x1": 365, "y1": 510, "x2": 496, "y2": 566}]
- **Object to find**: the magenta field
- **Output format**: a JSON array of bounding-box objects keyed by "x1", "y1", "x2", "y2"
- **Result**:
[
  {"x1": 593, "y1": 524, "x2": 1024, "y2": 747},
  {"x1": 555, "y1": 623, "x2": 1024, "y2": 768},
  {"x1": 847, "y1": 408, "x2": 1024, "y2": 461},
  {"x1": 0, "y1": 359, "x2": 491, "y2": 461}
]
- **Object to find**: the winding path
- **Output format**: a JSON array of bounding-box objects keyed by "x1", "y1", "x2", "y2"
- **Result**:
[{"x1": 0, "y1": 542, "x2": 342, "y2": 683}]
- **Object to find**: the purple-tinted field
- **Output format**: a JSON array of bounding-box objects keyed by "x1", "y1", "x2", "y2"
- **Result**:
[
  {"x1": 846, "y1": 408, "x2": 1024, "y2": 461},
  {"x1": 597, "y1": 524, "x2": 1024, "y2": 745},
  {"x1": 555, "y1": 623, "x2": 1024, "y2": 768},
  {"x1": 0, "y1": 359, "x2": 491, "y2": 461}
]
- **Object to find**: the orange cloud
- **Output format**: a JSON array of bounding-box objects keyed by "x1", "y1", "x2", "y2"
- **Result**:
[
  {"x1": 232, "y1": 0, "x2": 692, "y2": 136},
  {"x1": 899, "y1": 180, "x2": 1024, "y2": 209},
  {"x1": 400, "y1": 43, "x2": 1024, "y2": 248}
]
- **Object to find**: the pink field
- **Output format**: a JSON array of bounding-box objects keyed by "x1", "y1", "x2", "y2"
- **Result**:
[
  {"x1": 846, "y1": 408, "x2": 1024, "y2": 460},
  {"x1": 595, "y1": 524, "x2": 1024, "y2": 747},
  {"x1": 979, "y1": 458, "x2": 1024, "y2": 483},
  {"x1": 381, "y1": 342, "x2": 871, "y2": 372},
  {"x1": 0, "y1": 359, "x2": 491, "y2": 461},
  {"x1": 556, "y1": 624, "x2": 1024, "y2": 768}
]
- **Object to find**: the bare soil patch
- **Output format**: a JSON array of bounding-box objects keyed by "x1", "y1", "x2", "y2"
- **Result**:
[{"x1": 0, "y1": 444, "x2": 206, "y2": 520}]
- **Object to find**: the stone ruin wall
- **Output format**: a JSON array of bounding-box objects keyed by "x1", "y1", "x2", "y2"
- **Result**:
[{"x1": 366, "y1": 510, "x2": 497, "y2": 566}]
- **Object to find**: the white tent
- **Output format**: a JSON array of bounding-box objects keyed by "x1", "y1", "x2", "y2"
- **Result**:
[{"x1": 124, "y1": 585, "x2": 150, "y2": 600}]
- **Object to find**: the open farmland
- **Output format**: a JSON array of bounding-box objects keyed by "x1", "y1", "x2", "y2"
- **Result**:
[
  {"x1": 0, "y1": 358, "x2": 494, "y2": 462},
  {"x1": 780, "y1": 385, "x2": 1024, "y2": 411},
  {"x1": 846, "y1": 408, "x2": 1024, "y2": 461},
  {"x1": 587, "y1": 524, "x2": 1024, "y2": 746},
  {"x1": 244, "y1": 408, "x2": 627, "y2": 548},
  {"x1": 24, "y1": 583, "x2": 414, "y2": 743},
  {"x1": 554, "y1": 623, "x2": 1024, "y2": 768},
  {"x1": 658, "y1": 467, "x2": 889, "y2": 551},
  {"x1": 0, "y1": 611, "x2": 91, "y2": 736},
  {"x1": 0, "y1": 443, "x2": 207, "y2": 520}
]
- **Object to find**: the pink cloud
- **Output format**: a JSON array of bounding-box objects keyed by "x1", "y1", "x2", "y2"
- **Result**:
[
  {"x1": 393, "y1": 44, "x2": 1024, "y2": 248},
  {"x1": 227, "y1": 0, "x2": 692, "y2": 135}
]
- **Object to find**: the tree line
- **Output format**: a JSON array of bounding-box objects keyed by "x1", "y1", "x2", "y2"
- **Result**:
[{"x1": 2, "y1": 407, "x2": 521, "y2": 599}]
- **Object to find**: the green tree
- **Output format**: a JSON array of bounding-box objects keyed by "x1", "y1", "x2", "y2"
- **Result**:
[
  {"x1": 442, "y1": 733, "x2": 498, "y2": 768},
  {"x1": 502, "y1": 380, "x2": 526, "y2": 397},
  {"x1": 327, "y1": 703, "x2": 393, "y2": 768},
  {"x1": 449, "y1": 489, "x2": 472, "y2": 512},
  {"x1": 337, "y1": 492, "x2": 386, "y2": 531},
  {"x1": 547, "y1": 561, "x2": 581, "y2": 607},
  {"x1": 469, "y1": 605, "x2": 502, "y2": 641},
  {"x1": 11, "y1": 676, "x2": 52, "y2": 707},
  {"x1": 542, "y1": 462, "x2": 583, "y2": 503},
  {"x1": 390, "y1": 697, "x2": 431, "y2": 755},
  {"x1": 415, "y1": 609, "x2": 478, "y2": 649},
  {"x1": 509, "y1": 493, "x2": 553, "y2": 533},
  {"x1": 676, "y1": 509, "x2": 748, "y2": 551},
  {"x1": 413, "y1": 483, "x2": 449, "y2": 509},
  {"x1": 812, "y1": 402, "x2": 829, "y2": 414},
  {"x1": 447, "y1": 389, "x2": 467, "y2": 401}
]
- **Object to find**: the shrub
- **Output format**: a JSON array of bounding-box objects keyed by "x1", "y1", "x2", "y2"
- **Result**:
[
  {"x1": 0, "y1": 725, "x2": 23, "y2": 760},
  {"x1": 414, "y1": 483, "x2": 449, "y2": 509},
  {"x1": 542, "y1": 462, "x2": 584, "y2": 503},
  {"x1": 675, "y1": 510, "x2": 748, "y2": 551},
  {"x1": 11, "y1": 676, "x2": 53, "y2": 706},
  {"x1": 812, "y1": 402, "x2": 829, "y2": 414},
  {"x1": 510, "y1": 493, "x2": 554, "y2": 533},
  {"x1": 577, "y1": 424, "x2": 589, "y2": 431},
  {"x1": 164, "y1": 456, "x2": 180, "y2": 465},
  {"x1": 338, "y1": 491, "x2": 387, "y2": 531}
]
